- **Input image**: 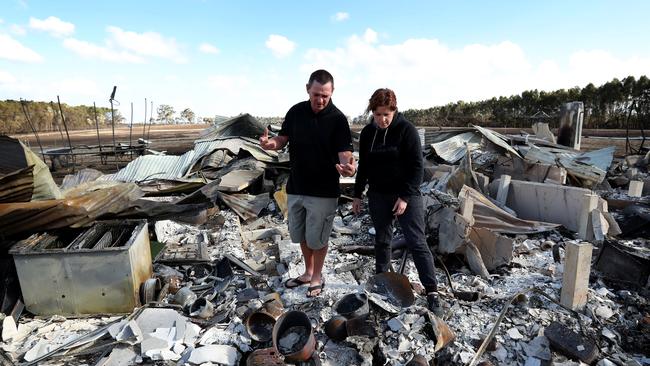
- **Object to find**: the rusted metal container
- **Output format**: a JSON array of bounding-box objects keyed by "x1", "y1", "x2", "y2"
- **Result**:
[
  {"x1": 246, "y1": 293, "x2": 284, "y2": 342},
  {"x1": 10, "y1": 220, "x2": 152, "y2": 315},
  {"x1": 272, "y1": 310, "x2": 316, "y2": 363}
]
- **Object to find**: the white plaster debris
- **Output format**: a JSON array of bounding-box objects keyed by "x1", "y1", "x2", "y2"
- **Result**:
[
  {"x1": 188, "y1": 344, "x2": 238, "y2": 365},
  {"x1": 507, "y1": 327, "x2": 524, "y2": 340}
]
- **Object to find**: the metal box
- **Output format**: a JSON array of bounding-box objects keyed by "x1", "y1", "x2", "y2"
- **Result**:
[{"x1": 10, "y1": 220, "x2": 152, "y2": 315}]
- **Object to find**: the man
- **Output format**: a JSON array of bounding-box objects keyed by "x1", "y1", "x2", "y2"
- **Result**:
[{"x1": 260, "y1": 69, "x2": 355, "y2": 297}]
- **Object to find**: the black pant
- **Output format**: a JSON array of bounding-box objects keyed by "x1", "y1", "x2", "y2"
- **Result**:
[{"x1": 368, "y1": 191, "x2": 438, "y2": 293}]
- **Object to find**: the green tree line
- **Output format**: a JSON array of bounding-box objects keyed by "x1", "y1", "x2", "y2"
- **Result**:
[
  {"x1": 0, "y1": 100, "x2": 116, "y2": 134},
  {"x1": 401, "y1": 75, "x2": 650, "y2": 129}
]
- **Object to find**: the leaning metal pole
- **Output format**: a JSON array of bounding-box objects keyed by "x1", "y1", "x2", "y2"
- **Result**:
[
  {"x1": 92, "y1": 102, "x2": 104, "y2": 164},
  {"x1": 129, "y1": 102, "x2": 134, "y2": 159},
  {"x1": 109, "y1": 86, "x2": 117, "y2": 158},
  {"x1": 50, "y1": 101, "x2": 66, "y2": 146},
  {"x1": 19, "y1": 99, "x2": 45, "y2": 161},
  {"x1": 56, "y1": 95, "x2": 76, "y2": 171},
  {"x1": 146, "y1": 100, "x2": 154, "y2": 142},
  {"x1": 142, "y1": 98, "x2": 147, "y2": 140}
]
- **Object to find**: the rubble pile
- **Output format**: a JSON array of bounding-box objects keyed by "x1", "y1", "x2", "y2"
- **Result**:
[{"x1": 0, "y1": 117, "x2": 649, "y2": 365}]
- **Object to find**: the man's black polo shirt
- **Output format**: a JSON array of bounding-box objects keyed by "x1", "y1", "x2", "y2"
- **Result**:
[{"x1": 279, "y1": 100, "x2": 353, "y2": 198}]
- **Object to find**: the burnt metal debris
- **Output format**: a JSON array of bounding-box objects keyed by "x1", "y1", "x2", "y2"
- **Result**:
[{"x1": 0, "y1": 115, "x2": 649, "y2": 366}]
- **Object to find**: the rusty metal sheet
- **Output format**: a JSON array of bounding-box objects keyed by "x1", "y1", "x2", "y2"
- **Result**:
[
  {"x1": 0, "y1": 166, "x2": 34, "y2": 203},
  {"x1": 0, "y1": 183, "x2": 142, "y2": 237}
]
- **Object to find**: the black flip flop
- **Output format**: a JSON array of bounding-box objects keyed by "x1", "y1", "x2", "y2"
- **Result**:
[
  {"x1": 285, "y1": 277, "x2": 309, "y2": 289},
  {"x1": 306, "y1": 280, "x2": 326, "y2": 298}
]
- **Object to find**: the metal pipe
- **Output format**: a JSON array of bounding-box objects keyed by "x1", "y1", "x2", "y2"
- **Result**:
[
  {"x1": 142, "y1": 97, "x2": 147, "y2": 140},
  {"x1": 49, "y1": 101, "x2": 65, "y2": 147},
  {"x1": 92, "y1": 102, "x2": 104, "y2": 164},
  {"x1": 19, "y1": 99, "x2": 45, "y2": 161},
  {"x1": 109, "y1": 86, "x2": 117, "y2": 157},
  {"x1": 129, "y1": 102, "x2": 133, "y2": 159},
  {"x1": 146, "y1": 100, "x2": 154, "y2": 142},
  {"x1": 56, "y1": 96, "x2": 75, "y2": 170}
]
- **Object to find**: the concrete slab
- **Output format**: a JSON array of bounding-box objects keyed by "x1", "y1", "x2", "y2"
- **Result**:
[
  {"x1": 489, "y1": 179, "x2": 593, "y2": 233},
  {"x1": 493, "y1": 156, "x2": 566, "y2": 184}
]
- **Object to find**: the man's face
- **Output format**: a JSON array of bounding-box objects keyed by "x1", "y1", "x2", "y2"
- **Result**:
[{"x1": 306, "y1": 81, "x2": 333, "y2": 114}]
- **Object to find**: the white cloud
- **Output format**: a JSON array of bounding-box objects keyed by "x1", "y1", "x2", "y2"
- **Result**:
[
  {"x1": 206, "y1": 74, "x2": 250, "y2": 92},
  {"x1": 0, "y1": 33, "x2": 42, "y2": 62},
  {"x1": 63, "y1": 38, "x2": 144, "y2": 63},
  {"x1": 0, "y1": 70, "x2": 16, "y2": 84},
  {"x1": 106, "y1": 26, "x2": 186, "y2": 63},
  {"x1": 265, "y1": 34, "x2": 296, "y2": 58},
  {"x1": 29, "y1": 16, "x2": 74, "y2": 37},
  {"x1": 0, "y1": 19, "x2": 4, "y2": 24},
  {"x1": 300, "y1": 29, "x2": 650, "y2": 117},
  {"x1": 333, "y1": 12, "x2": 350, "y2": 22},
  {"x1": 10, "y1": 24, "x2": 26, "y2": 35},
  {"x1": 363, "y1": 28, "x2": 378, "y2": 44},
  {"x1": 62, "y1": 27, "x2": 186, "y2": 63},
  {"x1": 198, "y1": 42, "x2": 219, "y2": 54}
]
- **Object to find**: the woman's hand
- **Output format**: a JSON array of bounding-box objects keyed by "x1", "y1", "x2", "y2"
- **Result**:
[
  {"x1": 352, "y1": 198, "x2": 362, "y2": 215},
  {"x1": 392, "y1": 197, "x2": 407, "y2": 216}
]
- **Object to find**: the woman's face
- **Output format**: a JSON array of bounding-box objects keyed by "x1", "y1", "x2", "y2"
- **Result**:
[{"x1": 372, "y1": 106, "x2": 396, "y2": 129}]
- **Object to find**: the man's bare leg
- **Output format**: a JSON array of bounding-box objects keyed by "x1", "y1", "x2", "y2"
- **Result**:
[
  {"x1": 296, "y1": 240, "x2": 313, "y2": 282},
  {"x1": 307, "y1": 245, "x2": 328, "y2": 296}
]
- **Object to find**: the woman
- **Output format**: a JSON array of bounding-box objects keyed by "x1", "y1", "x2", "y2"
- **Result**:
[{"x1": 352, "y1": 88, "x2": 441, "y2": 314}]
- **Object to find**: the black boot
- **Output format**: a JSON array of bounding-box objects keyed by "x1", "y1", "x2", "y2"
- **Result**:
[{"x1": 426, "y1": 292, "x2": 443, "y2": 317}]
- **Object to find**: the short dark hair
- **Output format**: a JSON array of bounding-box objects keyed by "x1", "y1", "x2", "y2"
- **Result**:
[
  {"x1": 366, "y1": 88, "x2": 397, "y2": 113},
  {"x1": 308, "y1": 69, "x2": 334, "y2": 87}
]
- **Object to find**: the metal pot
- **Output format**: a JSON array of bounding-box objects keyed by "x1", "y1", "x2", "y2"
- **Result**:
[{"x1": 272, "y1": 311, "x2": 316, "y2": 363}]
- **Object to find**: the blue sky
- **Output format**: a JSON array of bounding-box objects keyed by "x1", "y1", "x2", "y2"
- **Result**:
[{"x1": 1, "y1": 0, "x2": 649, "y2": 122}]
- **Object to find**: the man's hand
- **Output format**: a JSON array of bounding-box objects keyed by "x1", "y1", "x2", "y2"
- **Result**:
[
  {"x1": 392, "y1": 197, "x2": 408, "y2": 216},
  {"x1": 336, "y1": 155, "x2": 356, "y2": 177},
  {"x1": 352, "y1": 198, "x2": 362, "y2": 215},
  {"x1": 259, "y1": 128, "x2": 277, "y2": 150}
]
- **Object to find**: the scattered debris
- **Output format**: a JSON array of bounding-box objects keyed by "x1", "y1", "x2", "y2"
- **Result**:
[{"x1": 1, "y1": 118, "x2": 649, "y2": 365}]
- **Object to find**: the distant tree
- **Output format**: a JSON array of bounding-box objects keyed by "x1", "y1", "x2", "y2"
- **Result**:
[
  {"x1": 180, "y1": 108, "x2": 195, "y2": 124},
  {"x1": 157, "y1": 104, "x2": 175, "y2": 124}
]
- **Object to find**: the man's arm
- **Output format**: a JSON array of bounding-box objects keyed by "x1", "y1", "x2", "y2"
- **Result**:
[{"x1": 259, "y1": 128, "x2": 289, "y2": 150}]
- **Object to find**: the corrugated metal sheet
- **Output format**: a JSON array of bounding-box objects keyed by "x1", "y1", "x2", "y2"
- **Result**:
[
  {"x1": 60, "y1": 168, "x2": 104, "y2": 191},
  {"x1": 199, "y1": 113, "x2": 265, "y2": 140},
  {"x1": 431, "y1": 132, "x2": 482, "y2": 164},
  {"x1": 192, "y1": 137, "x2": 278, "y2": 167},
  {"x1": 473, "y1": 125, "x2": 522, "y2": 158},
  {"x1": 220, "y1": 192, "x2": 270, "y2": 221},
  {"x1": 103, "y1": 150, "x2": 196, "y2": 183},
  {"x1": 0, "y1": 166, "x2": 34, "y2": 203}
]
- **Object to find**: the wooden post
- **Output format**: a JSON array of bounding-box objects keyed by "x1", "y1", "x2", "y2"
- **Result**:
[
  {"x1": 578, "y1": 194, "x2": 598, "y2": 240},
  {"x1": 560, "y1": 241, "x2": 593, "y2": 311},
  {"x1": 628, "y1": 180, "x2": 644, "y2": 197},
  {"x1": 496, "y1": 175, "x2": 511, "y2": 205}
]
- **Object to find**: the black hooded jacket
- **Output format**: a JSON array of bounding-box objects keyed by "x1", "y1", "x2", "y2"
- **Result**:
[{"x1": 353, "y1": 112, "x2": 423, "y2": 201}]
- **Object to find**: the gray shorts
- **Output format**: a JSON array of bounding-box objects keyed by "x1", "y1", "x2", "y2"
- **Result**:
[{"x1": 287, "y1": 194, "x2": 338, "y2": 250}]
